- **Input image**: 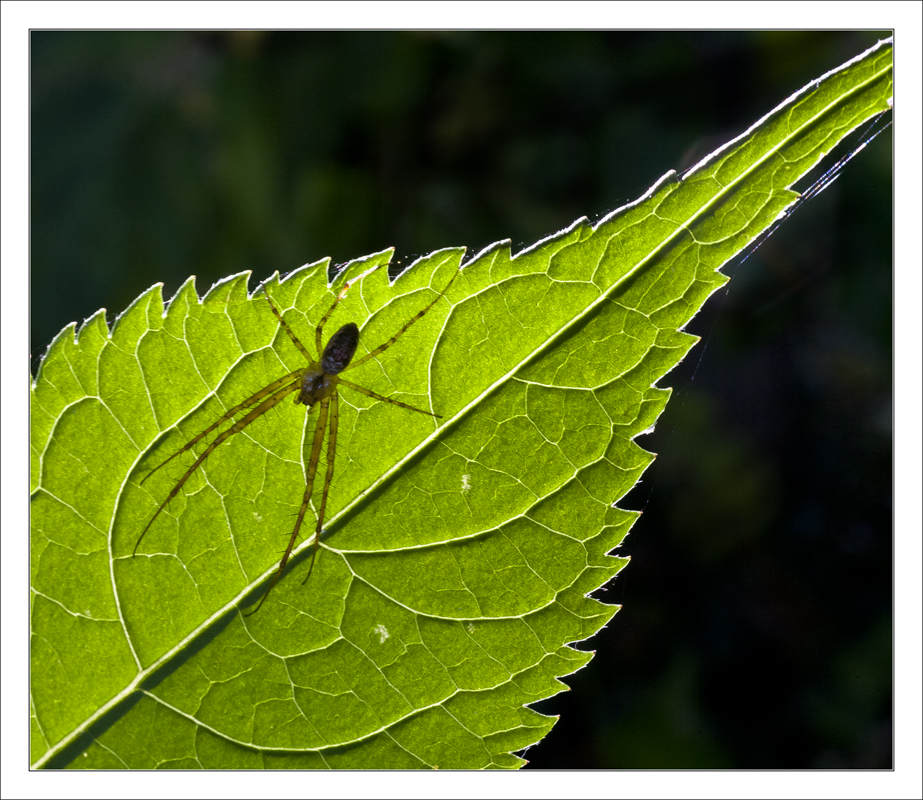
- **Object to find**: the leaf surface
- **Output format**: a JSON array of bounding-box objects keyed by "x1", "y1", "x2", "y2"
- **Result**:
[{"x1": 30, "y1": 38, "x2": 892, "y2": 769}]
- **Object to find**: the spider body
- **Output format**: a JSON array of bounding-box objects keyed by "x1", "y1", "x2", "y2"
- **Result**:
[
  {"x1": 295, "y1": 322, "x2": 358, "y2": 406},
  {"x1": 134, "y1": 266, "x2": 459, "y2": 616},
  {"x1": 297, "y1": 366, "x2": 336, "y2": 407},
  {"x1": 319, "y1": 322, "x2": 358, "y2": 376}
]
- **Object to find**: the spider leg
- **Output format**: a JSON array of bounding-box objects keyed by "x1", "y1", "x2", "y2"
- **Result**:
[
  {"x1": 302, "y1": 389, "x2": 339, "y2": 585},
  {"x1": 338, "y1": 378, "x2": 441, "y2": 418},
  {"x1": 244, "y1": 394, "x2": 330, "y2": 616},
  {"x1": 345, "y1": 265, "x2": 461, "y2": 372},
  {"x1": 133, "y1": 380, "x2": 300, "y2": 556},
  {"x1": 314, "y1": 283, "x2": 352, "y2": 355},
  {"x1": 259, "y1": 284, "x2": 317, "y2": 363},
  {"x1": 141, "y1": 370, "x2": 303, "y2": 487}
]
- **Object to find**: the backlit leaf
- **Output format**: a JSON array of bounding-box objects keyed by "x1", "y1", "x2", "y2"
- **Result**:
[{"x1": 30, "y1": 38, "x2": 892, "y2": 769}]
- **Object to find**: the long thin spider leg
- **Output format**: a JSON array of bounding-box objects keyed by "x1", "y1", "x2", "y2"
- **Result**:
[
  {"x1": 345, "y1": 265, "x2": 462, "y2": 372},
  {"x1": 133, "y1": 381, "x2": 300, "y2": 556},
  {"x1": 258, "y1": 283, "x2": 317, "y2": 362},
  {"x1": 338, "y1": 378, "x2": 441, "y2": 418},
  {"x1": 314, "y1": 284, "x2": 350, "y2": 355},
  {"x1": 302, "y1": 390, "x2": 339, "y2": 586},
  {"x1": 140, "y1": 370, "x2": 303, "y2": 487},
  {"x1": 244, "y1": 395, "x2": 329, "y2": 616}
]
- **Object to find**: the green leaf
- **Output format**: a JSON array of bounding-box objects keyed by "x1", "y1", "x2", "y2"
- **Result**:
[{"x1": 30, "y1": 38, "x2": 892, "y2": 769}]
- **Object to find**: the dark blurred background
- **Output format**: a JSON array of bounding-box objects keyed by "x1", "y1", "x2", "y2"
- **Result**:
[{"x1": 30, "y1": 31, "x2": 892, "y2": 768}]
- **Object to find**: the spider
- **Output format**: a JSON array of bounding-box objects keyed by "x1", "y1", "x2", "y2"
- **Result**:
[{"x1": 133, "y1": 265, "x2": 459, "y2": 615}]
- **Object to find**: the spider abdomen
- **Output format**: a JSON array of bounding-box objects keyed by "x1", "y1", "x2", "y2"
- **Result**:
[{"x1": 322, "y1": 322, "x2": 359, "y2": 375}]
